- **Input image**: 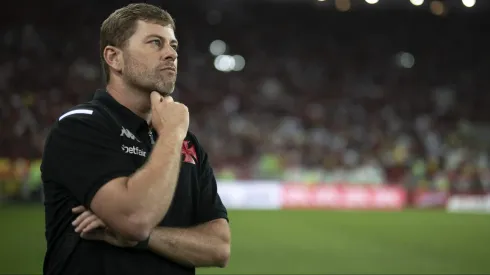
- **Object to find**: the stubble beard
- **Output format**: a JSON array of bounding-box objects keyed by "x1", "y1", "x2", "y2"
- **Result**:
[
  {"x1": 154, "y1": 77, "x2": 176, "y2": 97},
  {"x1": 123, "y1": 55, "x2": 176, "y2": 97}
]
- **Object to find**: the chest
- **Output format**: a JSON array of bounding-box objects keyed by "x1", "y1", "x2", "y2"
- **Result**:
[{"x1": 122, "y1": 129, "x2": 200, "y2": 227}]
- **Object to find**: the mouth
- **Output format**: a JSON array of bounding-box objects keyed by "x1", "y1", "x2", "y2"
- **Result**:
[{"x1": 160, "y1": 67, "x2": 176, "y2": 72}]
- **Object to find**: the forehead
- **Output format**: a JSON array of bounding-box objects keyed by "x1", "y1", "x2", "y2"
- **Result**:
[{"x1": 132, "y1": 20, "x2": 176, "y2": 40}]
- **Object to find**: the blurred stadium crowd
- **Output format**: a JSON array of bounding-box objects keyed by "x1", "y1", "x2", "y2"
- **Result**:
[{"x1": 1, "y1": 0, "x2": 489, "y2": 200}]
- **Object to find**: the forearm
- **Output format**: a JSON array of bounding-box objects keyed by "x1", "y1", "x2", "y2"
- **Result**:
[
  {"x1": 148, "y1": 219, "x2": 231, "y2": 268},
  {"x1": 126, "y1": 134, "x2": 182, "y2": 227}
]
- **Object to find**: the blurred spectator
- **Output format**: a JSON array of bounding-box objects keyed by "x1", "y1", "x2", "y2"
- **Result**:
[{"x1": 1, "y1": 1, "x2": 489, "y2": 195}]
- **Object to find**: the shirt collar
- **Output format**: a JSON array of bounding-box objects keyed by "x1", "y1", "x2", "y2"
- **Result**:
[{"x1": 92, "y1": 89, "x2": 148, "y2": 133}]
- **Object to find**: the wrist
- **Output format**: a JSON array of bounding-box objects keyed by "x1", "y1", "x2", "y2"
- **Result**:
[{"x1": 157, "y1": 131, "x2": 186, "y2": 144}]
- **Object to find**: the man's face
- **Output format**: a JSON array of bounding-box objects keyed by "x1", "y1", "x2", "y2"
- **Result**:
[{"x1": 122, "y1": 20, "x2": 178, "y2": 96}]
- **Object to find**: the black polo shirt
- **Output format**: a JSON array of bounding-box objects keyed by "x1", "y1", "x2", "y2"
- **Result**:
[{"x1": 41, "y1": 90, "x2": 228, "y2": 275}]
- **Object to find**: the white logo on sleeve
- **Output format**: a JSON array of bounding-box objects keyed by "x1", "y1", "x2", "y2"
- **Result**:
[
  {"x1": 59, "y1": 109, "x2": 93, "y2": 121},
  {"x1": 121, "y1": 145, "x2": 147, "y2": 157},
  {"x1": 120, "y1": 127, "x2": 141, "y2": 142}
]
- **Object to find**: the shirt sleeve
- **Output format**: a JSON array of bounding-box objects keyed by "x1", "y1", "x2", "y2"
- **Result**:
[
  {"x1": 41, "y1": 111, "x2": 134, "y2": 208},
  {"x1": 196, "y1": 148, "x2": 229, "y2": 224}
]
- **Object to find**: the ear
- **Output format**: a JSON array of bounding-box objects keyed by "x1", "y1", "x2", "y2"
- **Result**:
[{"x1": 103, "y1": 45, "x2": 123, "y2": 73}]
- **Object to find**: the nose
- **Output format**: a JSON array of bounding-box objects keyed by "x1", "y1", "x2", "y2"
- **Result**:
[{"x1": 163, "y1": 45, "x2": 178, "y2": 61}]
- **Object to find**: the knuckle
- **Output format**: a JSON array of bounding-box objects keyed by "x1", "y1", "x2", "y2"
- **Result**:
[{"x1": 180, "y1": 104, "x2": 188, "y2": 112}]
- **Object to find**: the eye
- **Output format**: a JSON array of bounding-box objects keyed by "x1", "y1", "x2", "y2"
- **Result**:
[
  {"x1": 150, "y1": 39, "x2": 161, "y2": 47},
  {"x1": 171, "y1": 44, "x2": 179, "y2": 51}
]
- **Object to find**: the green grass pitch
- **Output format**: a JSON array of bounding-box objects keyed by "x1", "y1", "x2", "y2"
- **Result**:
[{"x1": 1, "y1": 205, "x2": 489, "y2": 274}]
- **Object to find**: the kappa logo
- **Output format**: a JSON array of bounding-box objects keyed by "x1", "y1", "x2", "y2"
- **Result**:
[
  {"x1": 121, "y1": 145, "x2": 147, "y2": 157},
  {"x1": 120, "y1": 127, "x2": 140, "y2": 142}
]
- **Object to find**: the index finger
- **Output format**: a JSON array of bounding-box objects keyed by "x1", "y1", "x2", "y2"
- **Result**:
[
  {"x1": 162, "y1": 96, "x2": 174, "y2": 103},
  {"x1": 150, "y1": 91, "x2": 162, "y2": 104}
]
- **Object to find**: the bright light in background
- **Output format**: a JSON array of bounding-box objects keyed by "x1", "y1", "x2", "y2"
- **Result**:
[
  {"x1": 365, "y1": 0, "x2": 379, "y2": 4},
  {"x1": 430, "y1": 0, "x2": 445, "y2": 16},
  {"x1": 410, "y1": 0, "x2": 424, "y2": 6},
  {"x1": 209, "y1": 40, "x2": 227, "y2": 56},
  {"x1": 232, "y1": 55, "x2": 246, "y2": 71},
  {"x1": 214, "y1": 55, "x2": 246, "y2": 72},
  {"x1": 210, "y1": 41, "x2": 246, "y2": 72},
  {"x1": 335, "y1": 0, "x2": 351, "y2": 11},
  {"x1": 462, "y1": 0, "x2": 475, "y2": 8},
  {"x1": 214, "y1": 55, "x2": 234, "y2": 72},
  {"x1": 396, "y1": 52, "x2": 415, "y2": 69}
]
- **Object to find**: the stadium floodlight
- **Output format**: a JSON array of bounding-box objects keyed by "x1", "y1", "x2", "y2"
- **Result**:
[
  {"x1": 396, "y1": 52, "x2": 415, "y2": 69},
  {"x1": 232, "y1": 55, "x2": 246, "y2": 71},
  {"x1": 209, "y1": 40, "x2": 227, "y2": 56},
  {"x1": 462, "y1": 0, "x2": 475, "y2": 8},
  {"x1": 214, "y1": 55, "x2": 235, "y2": 72},
  {"x1": 365, "y1": 0, "x2": 379, "y2": 4},
  {"x1": 410, "y1": 0, "x2": 424, "y2": 6}
]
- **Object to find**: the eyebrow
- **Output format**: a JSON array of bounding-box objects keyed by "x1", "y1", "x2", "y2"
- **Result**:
[{"x1": 145, "y1": 34, "x2": 178, "y2": 45}]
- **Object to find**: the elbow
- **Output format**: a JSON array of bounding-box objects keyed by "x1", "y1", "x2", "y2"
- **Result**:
[
  {"x1": 214, "y1": 221, "x2": 231, "y2": 268},
  {"x1": 215, "y1": 242, "x2": 231, "y2": 268},
  {"x1": 123, "y1": 214, "x2": 153, "y2": 242},
  {"x1": 124, "y1": 204, "x2": 168, "y2": 241}
]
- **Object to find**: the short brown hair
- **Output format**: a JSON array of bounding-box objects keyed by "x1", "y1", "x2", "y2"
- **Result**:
[{"x1": 99, "y1": 3, "x2": 176, "y2": 83}]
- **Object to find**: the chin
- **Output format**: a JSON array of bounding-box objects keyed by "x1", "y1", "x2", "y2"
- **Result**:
[
  {"x1": 156, "y1": 84, "x2": 175, "y2": 96},
  {"x1": 156, "y1": 91, "x2": 171, "y2": 97}
]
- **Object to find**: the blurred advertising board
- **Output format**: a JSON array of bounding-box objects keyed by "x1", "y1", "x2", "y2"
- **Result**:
[
  {"x1": 446, "y1": 195, "x2": 490, "y2": 214},
  {"x1": 217, "y1": 182, "x2": 407, "y2": 210},
  {"x1": 413, "y1": 190, "x2": 448, "y2": 209},
  {"x1": 217, "y1": 180, "x2": 282, "y2": 209},
  {"x1": 280, "y1": 184, "x2": 406, "y2": 210}
]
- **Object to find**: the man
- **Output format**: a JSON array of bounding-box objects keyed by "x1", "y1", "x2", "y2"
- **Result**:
[{"x1": 41, "y1": 3, "x2": 230, "y2": 275}]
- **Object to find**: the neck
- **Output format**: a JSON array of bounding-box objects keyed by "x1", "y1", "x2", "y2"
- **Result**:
[{"x1": 106, "y1": 78, "x2": 151, "y2": 124}]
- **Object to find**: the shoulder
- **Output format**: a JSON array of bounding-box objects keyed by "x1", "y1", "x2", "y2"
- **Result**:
[
  {"x1": 184, "y1": 131, "x2": 212, "y2": 170},
  {"x1": 52, "y1": 101, "x2": 115, "y2": 134},
  {"x1": 44, "y1": 101, "x2": 118, "y2": 150},
  {"x1": 185, "y1": 131, "x2": 205, "y2": 155}
]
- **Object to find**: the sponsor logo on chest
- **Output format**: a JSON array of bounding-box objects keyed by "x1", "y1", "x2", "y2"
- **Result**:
[{"x1": 121, "y1": 144, "x2": 147, "y2": 157}]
